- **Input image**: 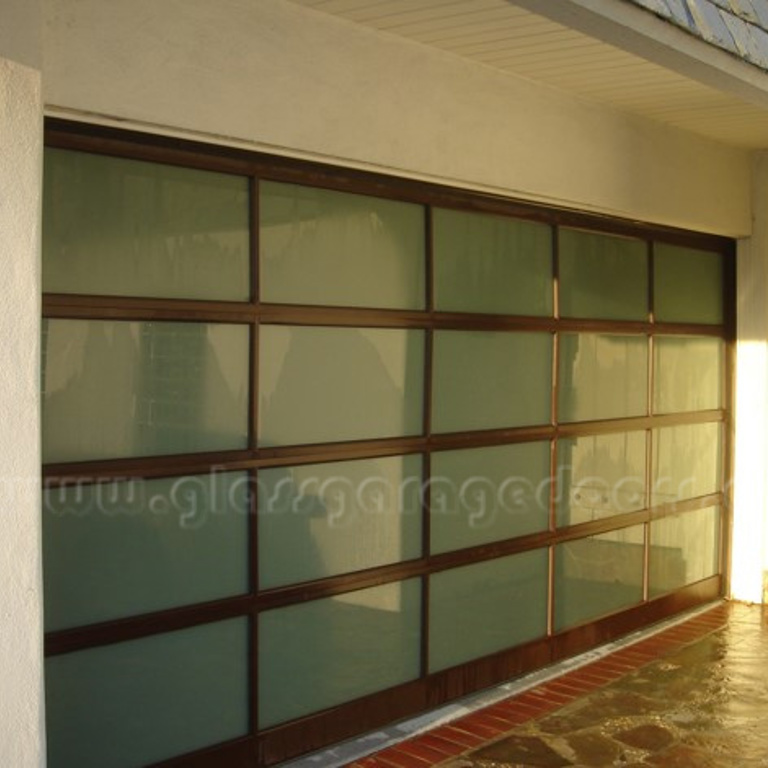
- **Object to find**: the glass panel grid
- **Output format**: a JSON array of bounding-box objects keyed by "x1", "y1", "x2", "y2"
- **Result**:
[
  {"x1": 45, "y1": 618, "x2": 249, "y2": 768},
  {"x1": 43, "y1": 472, "x2": 250, "y2": 631},
  {"x1": 43, "y1": 148, "x2": 250, "y2": 301},
  {"x1": 649, "y1": 506, "x2": 720, "y2": 597},
  {"x1": 258, "y1": 455, "x2": 423, "y2": 588},
  {"x1": 42, "y1": 319, "x2": 250, "y2": 463},
  {"x1": 654, "y1": 243, "x2": 723, "y2": 324},
  {"x1": 558, "y1": 228, "x2": 648, "y2": 321},
  {"x1": 558, "y1": 333, "x2": 648, "y2": 423},
  {"x1": 554, "y1": 525, "x2": 645, "y2": 631},
  {"x1": 258, "y1": 324, "x2": 424, "y2": 446},
  {"x1": 652, "y1": 423, "x2": 722, "y2": 507},
  {"x1": 653, "y1": 336, "x2": 723, "y2": 414},
  {"x1": 433, "y1": 207, "x2": 552, "y2": 316},
  {"x1": 260, "y1": 180, "x2": 425, "y2": 309},
  {"x1": 430, "y1": 442, "x2": 550, "y2": 554},
  {"x1": 41, "y1": 132, "x2": 732, "y2": 766},
  {"x1": 429, "y1": 550, "x2": 548, "y2": 672},
  {"x1": 556, "y1": 431, "x2": 646, "y2": 528},
  {"x1": 258, "y1": 580, "x2": 421, "y2": 728},
  {"x1": 432, "y1": 330, "x2": 552, "y2": 433}
]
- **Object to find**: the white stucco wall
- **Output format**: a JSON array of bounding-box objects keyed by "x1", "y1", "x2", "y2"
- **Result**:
[
  {"x1": 43, "y1": 0, "x2": 750, "y2": 236},
  {"x1": 0, "y1": 1, "x2": 45, "y2": 766},
  {"x1": 733, "y1": 152, "x2": 768, "y2": 604}
]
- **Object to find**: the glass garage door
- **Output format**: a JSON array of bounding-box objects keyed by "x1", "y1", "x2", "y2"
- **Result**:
[{"x1": 41, "y1": 121, "x2": 731, "y2": 767}]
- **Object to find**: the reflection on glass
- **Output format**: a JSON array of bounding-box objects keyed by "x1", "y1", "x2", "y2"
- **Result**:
[
  {"x1": 433, "y1": 208, "x2": 552, "y2": 316},
  {"x1": 652, "y1": 423, "x2": 721, "y2": 506},
  {"x1": 259, "y1": 455, "x2": 422, "y2": 588},
  {"x1": 429, "y1": 550, "x2": 548, "y2": 672},
  {"x1": 556, "y1": 432, "x2": 646, "y2": 528},
  {"x1": 430, "y1": 442, "x2": 550, "y2": 554},
  {"x1": 654, "y1": 243, "x2": 723, "y2": 324},
  {"x1": 260, "y1": 181, "x2": 425, "y2": 309},
  {"x1": 653, "y1": 336, "x2": 723, "y2": 413},
  {"x1": 258, "y1": 325, "x2": 424, "y2": 446},
  {"x1": 649, "y1": 506, "x2": 719, "y2": 596},
  {"x1": 558, "y1": 334, "x2": 648, "y2": 422},
  {"x1": 432, "y1": 330, "x2": 552, "y2": 433},
  {"x1": 42, "y1": 320, "x2": 250, "y2": 463},
  {"x1": 43, "y1": 473, "x2": 249, "y2": 632},
  {"x1": 558, "y1": 229, "x2": 647, "y2": 320},
  {"x1": 43, "y1": 148, "x2": 250, "y2": 301},
  {"x1": 258, "y1": 580, "x2": 420, "y2": 727},
  {"x1": 45, "y1": 619, "x2": 248, "y2": 768},
  {"x1": 554, "y1": 525, "x2": 644, "y2": 631}
]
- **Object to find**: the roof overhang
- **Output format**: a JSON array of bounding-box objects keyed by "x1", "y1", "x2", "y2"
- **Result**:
[{"x1": 288, "y1": 0, "x2": 768, "y2": 149}]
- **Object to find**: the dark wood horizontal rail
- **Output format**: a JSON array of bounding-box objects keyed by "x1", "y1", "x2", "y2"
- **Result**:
[
  {"x1": 43, "y1": 293, "x2": 730, "y2": 339},
  {"x1": 42, "y1": 411, "x2": 725, "y2": 484}
]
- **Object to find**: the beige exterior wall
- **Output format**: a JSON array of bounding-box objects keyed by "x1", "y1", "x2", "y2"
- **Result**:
[
  {"x1": 43, "y1": 0, "x2": 750, "y2": 236},
  {"x1": 733, "y1": 152, "x2": 768, "y2": 604},
  {"x1": 0, "y1": 1, "x2": 45, "y2": 766}
]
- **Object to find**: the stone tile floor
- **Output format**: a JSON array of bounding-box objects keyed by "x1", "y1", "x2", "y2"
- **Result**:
[{"x1": 349, "y1": 601, "x2": 768, "y2": 767}]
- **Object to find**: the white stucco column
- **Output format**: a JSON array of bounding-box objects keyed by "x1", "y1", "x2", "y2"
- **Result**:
[
  {"x1": 732, "y1": 151, "x2": 768, "y2": 604},
  {"x1": 0, "y1": 1, "x2": 45, "y2": 765}
]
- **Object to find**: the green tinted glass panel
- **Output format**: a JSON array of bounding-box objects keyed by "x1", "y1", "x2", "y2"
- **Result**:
[
  {"x1": 259, "y1": 580, "x2": 420, "y2": 727},
  {"x1": 559, "y1": 229, "x2": 647, "y2": 320},
  {"x1": 42, "y1": 320, "x2": 249, "y2": 463},
  {"x1": 556, "y1": 431, "x2": 646, "y2": 528},
  {"x1": 43, "y1": 148, "x2": 250, "y2": 301},
  {"x1": 654, "y1": 243, "x2": 723, "y2": 324},
  {"x1": 430, "y1": 442, "x2": 550, "y2": 554},
  {"x1": 558, "y1": 334, "x2": 648, "y2": 422},
  {"x1": 554, "y1": 525, "x2": 644, "y2": 631},
  {"x1": 652, "y1": 423, "x2": 721, "y2": 506},
  {"x1": 43, "y1": 473, "x2": 249, "y2": 632},
  {"x1": 653, "y1": 336, "x2": 723, "y2": 414},
  {"x1": 259, "y1": 455, "x2": 422, "y2": 588},
  {"x1": 259, "y1": 325, "x2": 423, "y2": 445},
  {"x1": 433, "y1": 208, "x2": 552, "y2": 316},
  {"x1": 260, "y1": 181, "x2": 424, "y2": 309},
  {"x1": 649, "y1": 506, "x2": 720, "y2": 597},
  {"x1": 45, "y1": 619, "x2": 248, "y2": 768},
  {"x1": 429, "y1": 549, "x2": 548, "y2": 672},
  {"x1": 432, "y1": 330, "x2": 552, "y2": 433}
]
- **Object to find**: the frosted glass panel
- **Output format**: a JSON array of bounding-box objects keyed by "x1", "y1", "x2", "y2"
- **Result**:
[
  {"x1": 260, "y1": 181, "x2": 424, "y2": 309},
  {"x1": 432, "y1": 331, "x2": 552, "y2": 433},
  {"x1": 42, "y1": 320, "x2": 249, "y2": 462},
  {"x1": 649, "y1": 506, "x2": 719, "y2": 596},
  {"x1": 43, "y1": 472, "x2": 249, "y2": 632},
  {"x1": 259, "y1": 325, "x2": 423, "y2": 445},
  {"x1": 558, "y1": 334, "x2": 648, "y2": 422},
  {"x1": 433, "y1": 208, "x2": 552, "y2": 316},
  {"x1": 45, "y1": 619, "x2": 248, "y2": 768},
  {"x1": 554, "y1": 526, "x2": 644, "y2": 631},
  {"x1": 430, "y1": 442, "x2": 550, "y2": 554},
  {"x1": 654, "y1": 243, "x2": 723, "y2": 324},
  {"x1": 429, "y1": 550, "x2": 548, "y2": 672},
  {"x1": 559, "y1": 229, "x2": 647, "y2": 320},
  {"x1": 652, "y1": 423, "x2": 721, "y2": 505},
  {"x1": 259, "y1": 455, "x2": 422, "y2": 588},
  {"x1": 43, "y1": 148, "x2": 250, "y2": 301},
  {"x1": 259, "y1": 580, "x2": 420, "y2": 727},
  {"x1": 556, "y1": 431, "x2": 646, "y2": 528},
  {"x1": 653, "y1": 336, "x2": 723, "y2": 413}
]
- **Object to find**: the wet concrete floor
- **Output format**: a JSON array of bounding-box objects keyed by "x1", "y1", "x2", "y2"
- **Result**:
[{"x1": 444, "y1": 602, "x2": 768, "y2": 767}]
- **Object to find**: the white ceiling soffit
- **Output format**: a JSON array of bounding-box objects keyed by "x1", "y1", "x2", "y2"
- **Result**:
[{"x1": 289, "y1": 0, "x2": 768, "y2": 149}]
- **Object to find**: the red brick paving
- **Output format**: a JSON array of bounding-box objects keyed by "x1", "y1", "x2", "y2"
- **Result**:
[{"x1": 346, "y1": 602, "x2": 732, "y2": 768}]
